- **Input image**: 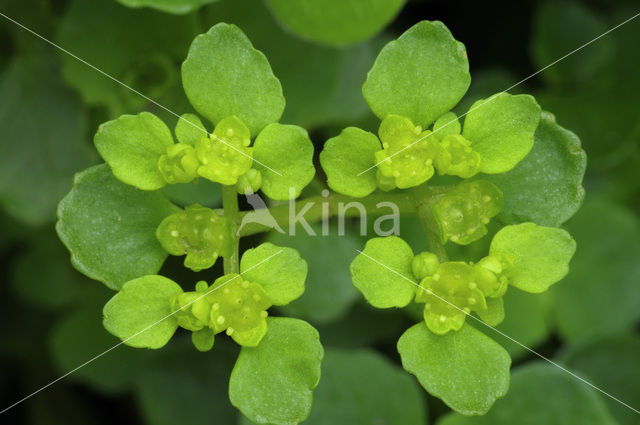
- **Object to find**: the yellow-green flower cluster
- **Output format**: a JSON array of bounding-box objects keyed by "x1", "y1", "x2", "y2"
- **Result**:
[{"x1": 412, "y1": 251, "x2": 512, "y2": 334}]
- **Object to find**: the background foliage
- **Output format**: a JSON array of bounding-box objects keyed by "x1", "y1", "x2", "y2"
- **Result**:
[{"x1": 0, "y1": 0, "x2": 639, "y2": 424}]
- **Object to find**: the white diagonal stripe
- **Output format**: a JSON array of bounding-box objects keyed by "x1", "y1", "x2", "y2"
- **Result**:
[
  {"x1": 357, "y1": 10, "x2": 640, "y2": 176},
  {"x1": 0, "y1": 250, "x2": 283, "y2": 415},
  {"x1": 0, "y1": 11, "x2": 283, "y2": 177},
  {"x1": 356, "y1": 249, "x2": 640, "y2": 415}
]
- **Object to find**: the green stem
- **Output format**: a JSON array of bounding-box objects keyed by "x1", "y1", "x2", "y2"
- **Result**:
[
  {"x1": 412, "y1": 184, "x2": 451, "y2": 262},
  {"x1": 222, "y1": 185, "x2": 240, "y2": 274},
  {"x1": 237, "y1": 192, "x2": 417, "y2": 237}
]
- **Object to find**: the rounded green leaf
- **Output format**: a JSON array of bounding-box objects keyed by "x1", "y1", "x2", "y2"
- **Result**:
[
  {"x1": 116, "y1": 0, "x2": 219, "y2": 14},
  {"x1": 229, "y1": 317, "x2": 323, "y2": 425},
  {"x1": 94, "y1": 112, "x2": 174, "y2": 190},
  {"x1": 477, "y1": 297, "x2": 504, "y2": 327},
  {"x1": 103, "y1": 275, "x2": 183, "y2": 349},
  {"x1": 240, "y1": 243, "x2": 307, "y2": 306},
  {"x1": 252, "y1": 124, "x2": 315, "y2": 200},
  {"x1": 362, "y1": 20, "x2": 471, "y2": 128},
  {"x1": 398, "y1": 322, "x2": 511, "y2": 415},
  {"x1": 350, "y1": 236, "x2": 416, "y2": 308},
  {"x1": 181, "y1": 23, "x2": 285, "y2": 136},
  {"x1": 319, "y1": 127, "x2": 380, "y2": 197},
  {"x1": 490, "y1": 223, "x2": 576, "y2": 293},
  {"x1": 191, "y1": 328, "x2": 215, "y2": 352},
  {"x1": 485, "y1": 111, "x2": 586, "y2": 226},
  {"x1": 204, "y1": 0, "x2": 376, "y2": 129},
  {"x1": 299, "y1": 348, "x2": 426, "y2": 424},
  {"x1": 437, "y1": 362, "x2": 619, "y2": 425},
  {"x1": 175, "y1": 113, "x2": 207, "y2": 147},
  {"x1": 264, "y1": 0, "x2": 404, "y2": 46},
  {"x1": 462, "y1": 93, "x2": 541, "y2": 174},
  {"x1": 433, "y1": 112, "x2": 462, "y2": 138},
  {"x1": 56, "y1": 164, "x2": 180, "y2": 290},
  {"x1": 551, "y1": 199, "x2": 640, "y2": 343}
]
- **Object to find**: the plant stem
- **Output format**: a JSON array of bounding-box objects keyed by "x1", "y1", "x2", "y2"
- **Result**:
[
  {"x1": 222, "y1": 185, "x2": 240, "y2": 274},
  {"x1": 412, "y1": 184, "x2": 451, "y2": 262},
  {"x1": 237, "y1": 192, "x2": 417, "y2": 237}
]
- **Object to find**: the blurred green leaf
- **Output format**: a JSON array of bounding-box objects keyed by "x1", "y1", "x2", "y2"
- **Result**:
[
  {"x1": 550, "y1": 199, "x2": 640, "y2": 343},
  {"x1": 437, "y1": 362, "x2": 619, "y2": 425},
  {"x1": 490, "y1": 223, "x2": 576, "y2": 293},
  {"x1": 49, "y1": 307, "x2": 146, "y2": 394},
  {"x1": 57, "y1": 164, "x2": 179, "y2": 290},
  {"x1": 56, "y1": 0, "x2": 198, "y2": 114},
  {"x1": 229, "y1": 317, "x2": 323, "y2": 425},
  {"x1": 316, "y1": 302, "x2": 408, "y2": 348},
  {"x1": 268, "y1": 224, "x2": 360, "y2": 324},
  {"x1": 116, "y1": 0, "x2": 219, "y2": 14},
  {"x1": 12, "y1": 232, "x2": 82, "y2": 310},
  {"x1": 252, "y1": 124, "x2": 315, "y2": 200},
  {"x1": 487, "y1": 287, "x2": 550, "y2": 360},
  {"x1": 531, "y1": 1, "x2": 612, "y2": 87},
  {"x1": 561, "y1": 334, "x2": 640, "y2": 425},
  {"x1": 182, "y1": 23, "x2": 285, "y2": 136},
  {"x1": 484, "y1": 111, "x2": 586, "y2": 226},
  {"x1": 350, "y1": 236, "x2": 416, "y2": 308},
  {"x1": 135, "y1": 338, "x2": 239, "y2": 425},
  {"x1": 398, "y1": 322, "x2": 510, "y2": 415},
  {"x1": 535, "y1": 90, "x2": 640, "y2": 167},
  {"x1": 264, "y1": 0, "x2": 404, "y2": 46},
  {"x1": 363, "y1": 20, "x2": 470, "y2": 128},
  {"x1": 0, "y1": 53, "x2": 94, "y2": 226},
  {"x1": 161, "y1": 179, "x2": 222, "y2": 208}
]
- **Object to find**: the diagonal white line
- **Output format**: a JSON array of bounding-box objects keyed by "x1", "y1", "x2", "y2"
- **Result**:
[
  {"x1": 356, "y1": 249, "x2": 640, "y2": 415},
  {"x1": 0, "y1": 249, "x2": 283, "y2": 415},
  {"x1": 0, "y1": 11, "x2": 283, "y2": 177},
  {"x1": 357, "y1": 10, "x2": 640, "y2": 176}
]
